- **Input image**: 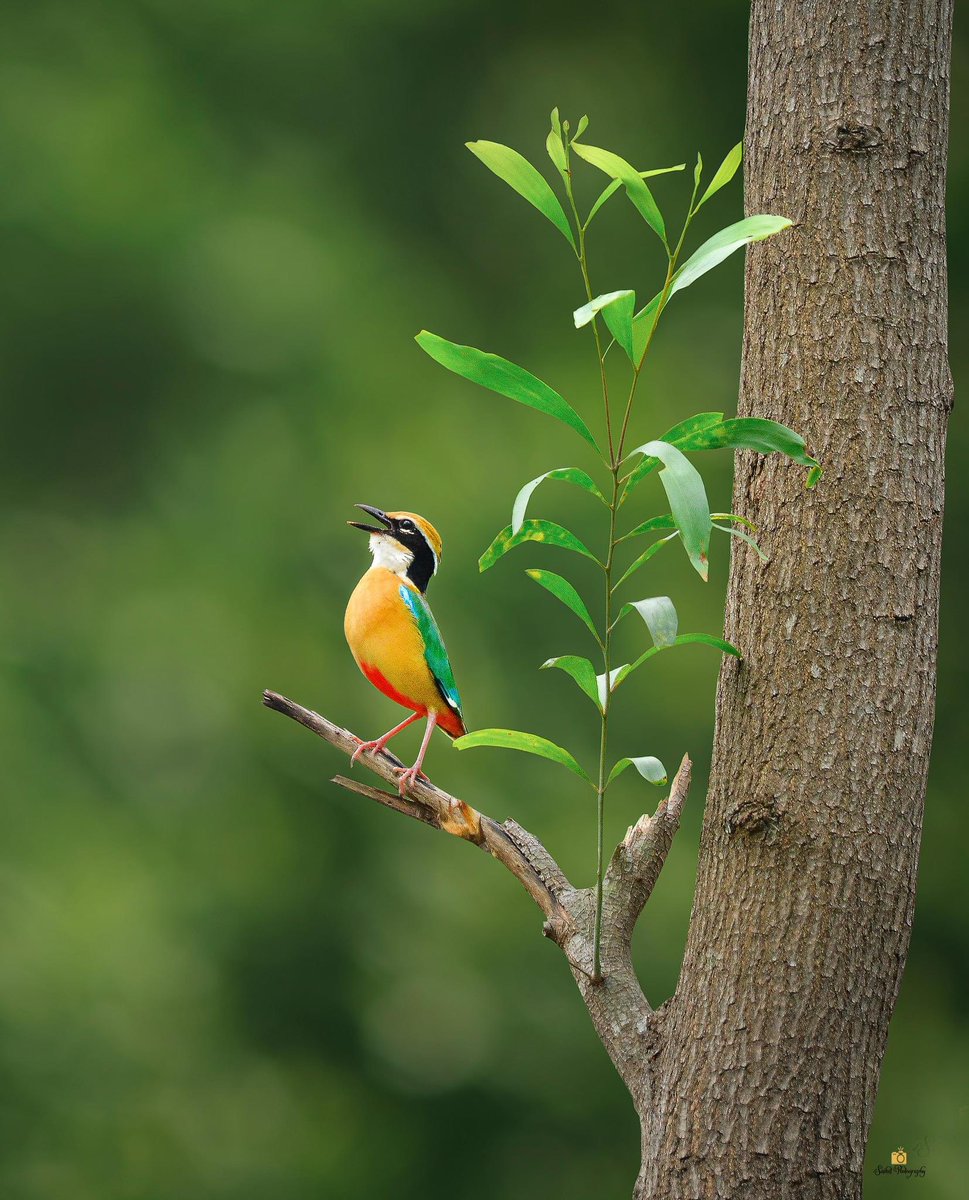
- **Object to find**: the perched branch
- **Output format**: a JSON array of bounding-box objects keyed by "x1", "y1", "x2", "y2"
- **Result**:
[
  {"x1": 263, "y1": 689, "x2": 690, "y2": 1100},
  {"x1": 263, "y1": 690, "x2": 569, "y2": 919}
]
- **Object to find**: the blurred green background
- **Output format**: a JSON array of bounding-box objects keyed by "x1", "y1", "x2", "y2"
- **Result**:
[{"x1": 0, "y1": 2, "x2": 965, "y2": 1197}]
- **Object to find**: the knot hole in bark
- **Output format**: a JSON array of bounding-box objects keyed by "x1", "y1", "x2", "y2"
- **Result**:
[
  {"x1": 828, "y1": 120, "x2": 883, "y2": 154},
  {"x1": 725, "y1": 796, "x2": 780, "y2": 837}
]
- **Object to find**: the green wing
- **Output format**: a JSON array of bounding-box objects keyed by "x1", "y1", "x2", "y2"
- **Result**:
[{"x1": 399, "y1": 584, "x2": 463, "y2": 716}]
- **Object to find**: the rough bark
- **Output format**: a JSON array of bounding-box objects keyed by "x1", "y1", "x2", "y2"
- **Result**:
[{"x1": 636, "y1": 3, "x2": 953, "y2": 1197}]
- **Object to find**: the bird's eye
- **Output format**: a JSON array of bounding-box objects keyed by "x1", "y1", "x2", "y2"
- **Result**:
[{"x1": 400, "y1": 520, "x2": 414, "y2": 531}]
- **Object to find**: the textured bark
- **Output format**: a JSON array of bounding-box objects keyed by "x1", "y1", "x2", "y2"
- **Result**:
[{"x1": 636, "y1": 2, "x2": 953, "y2": 1197}]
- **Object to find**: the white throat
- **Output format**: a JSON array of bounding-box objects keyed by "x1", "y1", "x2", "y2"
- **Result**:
[{"x1": 368, "y1": 534, "x2": 414, "y2": 578}]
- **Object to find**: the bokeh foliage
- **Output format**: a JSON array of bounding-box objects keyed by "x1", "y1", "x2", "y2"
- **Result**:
[{"x1": 0, "y1": 2, "x2": 965, "y2": 1197}]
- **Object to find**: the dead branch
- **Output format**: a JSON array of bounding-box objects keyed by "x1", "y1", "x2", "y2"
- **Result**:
[{"x1": 262, "y1": 688, "x2": 691, "y2": 1098}]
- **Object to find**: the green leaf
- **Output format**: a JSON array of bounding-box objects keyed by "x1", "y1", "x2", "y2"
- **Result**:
[
  {"x1": 693, "y1": 151, "x2": 703, "y2": 192},
  {"x1": 546, "y1": 129, "x2": 568, "y2": 183},
  {"x1": 573, "y1": 289, "x2": 632, "y2": 329},
  {"x1": 541, "y1": 655, "x2": 601, "y2": 710},
  {"x1": 512, "y1": 467, "x2": 606, "y2": 534},
  {"x1": 672, "y1": 632, "x2": 741, "y2": 656},
  {"x1": 584, "y1": 164, "x2": 684, "y2": 228},
  {"x1": 636, "y1": 441, "x2": 712, "y2": 580},
  {"x1": 597, "y1": 665, "x2": 626, "y2": 707},
  {"x1": 525, "y1": 569, "x2": 601, "y2": 643},
  {"x1": 621, "y1": 412, "x2": 724, "y2": 501},
  {"x1": 669, "y1": 215, "x2": 792, "y2": 297},
  {"x1": 453, "y1": 727, "x2": 592, "y2": 782},
  {"x1": 622, "y1": 596, "x2": 678, "y2": 646},
  {"x1": 711, "y1": 511, "x2": 758, "y2": 532},
  {"x1": 696, "y1": 142, "x2": 742, "y2": 209},
  {"x1": 574, "y1": 290, "x2": 636, "y2": 363},
  {"x1": 631, "y1": 292, "x2": 662, "y2": 364},
  {"x1": 713, "y1": 521, "x2": 768, "y2": 562},
  {"x1": 572, "y1": 114, "x2": 590, "y2": 141},
  {"x1": 675, "y1": 416, "x2": 822, "y2": 484},
  {"x1": 618, "y1": 513, "x2": 677, "y2": 542},
  {"x1": 607, "y1": 756, "x2": 668, "y2": 786},
  {"x1": 546, "y1": 109, "x2": 569, "y2": 186},
  {"x1": 614, "y1": 631, "x2": 742, "y2": 689},
  {"x1": 467, "y1": 140, "x2": 576, "y2": 249},
  {"x1": 479, "y1": 519, "x2": 599, "y2": 573},
  {"x1": 571, "y1": 141, "x2": 667, "y2": 244},
  {"x1": 614, "y1": 532, "x2": 679, "y2": 588},
  {"x1": 415, "y1": 331, "x2": 601, "y2": 454}
]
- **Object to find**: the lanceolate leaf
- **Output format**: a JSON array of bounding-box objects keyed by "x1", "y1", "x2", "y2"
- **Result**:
[
  {"x1": 596, "y1": 665, "x2": 626, "y2": 708},
  {"x1": 453, "y1": 727, "x2": 592, "y2": 782},
  {"x1": 621, "y1": 412, "x2": 724, "y2": 501},
  {"x1": 525, "y1": 569, "x2": 601, "y2": 643},
  {"x1": 711, "y1": 511, "x2": 758, "y2": 532},
  {"x1": 574, "y1": 290, "x2": 637, "y2": 364},
  {"x1": 618, "y1": 513, "x2": 677, "y2": 542},
  {"x1": 631, "y1": 292, "x2": 663, "y2": 364},
  {"x1": 479, "y1": 519, "x2": 599, "y2": 573},
  {"x1": 415, "y1": 332, "x2": 600, "y2": 454},
  {"x1": 613, "y1": 631, "x2": 742, "y2": 690},
  {"x1": 467, "y1": 140, "x2": 576, "y2": 249},
  {"x1": 607, "y1": 756, "x2": 668, "y2": 786},
  {"x1": 571, "y1": 141, "x2": 667, "y2": 244},
  {"x1": 585, "y1": 164, "x2": 685, "y2": 228},
  {"x1": 542, "y1": 655, "x2": 601, "y2": 710},
  {"x1": 670, "y1": 632, "x2": 741, "y2": 656},
  {"x1": 546, "y1": 109, "x2": 569, "y2": 185},
  {"x1": 614, "y1": 533, "x2": 679, "y2": 588},
  {"x1": 622, "y1": 596, "x2": 678, "y2": 646},
  {"x1": 669, "y1": 215, "x2": 792, "y2": 297},
  {"x1": 696, "y1": 142, "x2": 742, "y2": 209},
  {"x1": 714, "y1": 521, "x2": 768, "y2": 562},
  {"x1": 512, "y1": 467, "x2": 606, "y2": 534},
  {"x1": 675, "y1": 417, "x2": 822, "y2": 485},
  {"x1": 637, "y1": 441, "x2": 712, "y2": 581},
  {"x1": 622, "y1": 414, "x2": 820, "y2": 504}
]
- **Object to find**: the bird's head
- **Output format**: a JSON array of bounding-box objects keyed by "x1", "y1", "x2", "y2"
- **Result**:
[{"x1": 348, "y1": 504, "x2": 443, "y2": 593}]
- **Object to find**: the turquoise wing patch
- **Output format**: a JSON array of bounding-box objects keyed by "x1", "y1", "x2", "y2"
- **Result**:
[{"x1": 399, "y1": 584, "x2": 463, "y2": 715}]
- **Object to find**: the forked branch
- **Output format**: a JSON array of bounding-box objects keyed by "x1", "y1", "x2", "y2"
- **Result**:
[{"x1": 263, "y1": 689, "x2": 691, "y2": 1097}]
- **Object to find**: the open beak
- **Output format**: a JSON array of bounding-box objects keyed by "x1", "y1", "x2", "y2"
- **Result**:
[{"x1": 347, "y1": 503, "x2": 393, "y2": 534}]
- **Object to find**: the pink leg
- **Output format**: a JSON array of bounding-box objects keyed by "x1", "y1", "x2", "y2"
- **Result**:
[
  {"x1": 351, "y1": 711, "x2": 421, "y2": 765},
  {"x1": 396, "y1": 712, "x2": 438, "y2": 795}
]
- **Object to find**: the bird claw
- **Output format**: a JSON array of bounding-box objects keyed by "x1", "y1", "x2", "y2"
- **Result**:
[
  {"x1": 396, "y1": 765, "x2": 429, "y2": 796},
  {"x1": 351, "y1": 739, "x2": 381, "y2": 765}
]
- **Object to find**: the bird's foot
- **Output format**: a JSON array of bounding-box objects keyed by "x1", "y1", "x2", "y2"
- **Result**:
[
  {"x1": 395, "y1": 765, "x2": 429, "y2": 795},
  {"x1": 351, "y1": 738, "x2": 384, "y2": 765}
]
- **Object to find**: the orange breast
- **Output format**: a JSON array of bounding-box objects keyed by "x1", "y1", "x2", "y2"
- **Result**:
[{"x1": 344, "y1": 568, "x2": 453, "y2": 720}]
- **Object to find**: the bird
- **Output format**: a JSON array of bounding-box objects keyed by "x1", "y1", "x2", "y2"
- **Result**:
[{"x1": 344, "y1": 504, "x2": 467, "y2": 794}]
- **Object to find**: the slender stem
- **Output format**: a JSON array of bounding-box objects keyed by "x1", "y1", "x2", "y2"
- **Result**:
[
  {"x1": 615, "y1": 173, "x2": 703, "y2": 465},
  {"x1": 564, "y1": 143, "x2": 615, "y2": 467},
  {"x1": 564, "y1": 151, "x2": 702, "y2": 982},
  {"x1": 592, "y1": 467, "x2": 620, "y2": 981}
]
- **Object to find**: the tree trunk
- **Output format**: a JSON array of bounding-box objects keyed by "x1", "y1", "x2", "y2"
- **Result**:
[{"x1": 636, "y1": 2, "x2": 953, "y2": 1197}]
